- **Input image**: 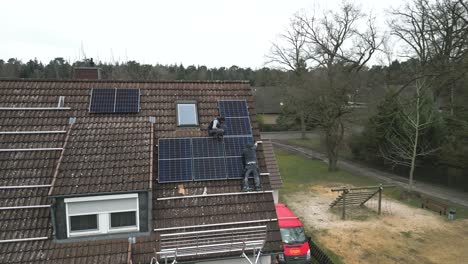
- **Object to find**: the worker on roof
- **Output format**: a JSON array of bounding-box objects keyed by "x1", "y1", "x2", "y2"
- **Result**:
[
  {"x1": 242, "y1": 142, "x2": 262, "y2": 192},
  {"x1": 208, "y1": 116, "x2": 225, "y2": 140}
]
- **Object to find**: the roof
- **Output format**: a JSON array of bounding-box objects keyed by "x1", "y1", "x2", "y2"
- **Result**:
[
  {"x1": 0, "y1": 79, "x2": 282, "y2": 263},
  {"x1": 275, "y1": 203, "x2": 303, "y2": 228},
  {"x1": 262, "y1": 139, "x2": 283, "y2": 189}
]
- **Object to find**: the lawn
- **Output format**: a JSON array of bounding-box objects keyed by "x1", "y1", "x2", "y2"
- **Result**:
[
  {"x1": 276, "y1": 145, "x2": 468, "y2": 219},
  {"x1": 275, "y1": 147, "x2": 468, "y2": 263},
  {"x1": 277, "y1": 147, "x2": 376, "y2": 197}
]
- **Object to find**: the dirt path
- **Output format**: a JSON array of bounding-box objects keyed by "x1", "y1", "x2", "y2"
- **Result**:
[
  {"x1": 284, "y1": 184, "x2": 468, "y2": 264},
  {"x1": 272, "y1": 140, "x2": 468, "y2": 208}
]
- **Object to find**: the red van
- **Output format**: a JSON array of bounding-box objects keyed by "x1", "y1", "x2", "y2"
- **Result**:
[{"x1": 275, "y1": 203, "x2": 311, "y2": 264}]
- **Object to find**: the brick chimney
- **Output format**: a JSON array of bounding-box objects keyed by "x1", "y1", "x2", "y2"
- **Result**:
[
  {"x1": 73, "y1": 58, "x2": 101, "y2": 80},
  {"x1": 73, "y1": 67, "x2": 102, "y2": 80}
]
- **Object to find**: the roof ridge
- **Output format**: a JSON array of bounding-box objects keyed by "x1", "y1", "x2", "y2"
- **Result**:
[{"x1": 0, "y1": 78, "x2": 251, "y2": 84}]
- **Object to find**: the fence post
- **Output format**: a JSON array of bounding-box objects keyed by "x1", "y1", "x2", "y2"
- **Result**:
[
  {"x1": 378, "y1": 186, "x2": 383, "y2": 215},
  {"x1": 342, "y1": 189, "x2": 347, "y2": 220}
]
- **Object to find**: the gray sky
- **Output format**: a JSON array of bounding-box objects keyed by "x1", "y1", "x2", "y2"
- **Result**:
[{"x1": 2, "y1": 0, "x2": 404, "y2": 68}]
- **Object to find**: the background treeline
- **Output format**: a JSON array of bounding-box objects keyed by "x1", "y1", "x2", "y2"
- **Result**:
[{"x1": 0, "y1": 57, "x2": 287, "y2": 86}]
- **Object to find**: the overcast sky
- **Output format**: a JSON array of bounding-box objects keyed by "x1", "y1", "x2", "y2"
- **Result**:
[{"x1": 2, "y1": 0, "x2": 404, "y2": 68}]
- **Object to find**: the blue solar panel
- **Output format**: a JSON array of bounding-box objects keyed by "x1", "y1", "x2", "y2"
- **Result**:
[
  {"x1": 89, "y1": 88, "x2": 140, "y2": 113},
  {"x1": 159, "y1": 159, "x2": 193, "y2": 182},
  {"x1": 224, "y1": 136, "x2": 254, "y2": 157},
  {"x1": 219, "y1": 100, "x2": 249, "y2": 117},
  {"x1": 192, "y1": 138, "x2": 224, "y2": 158},
  {"x1": 224, "y1": 118, "x2": 252, "y2": 135},
  {"x1": 115, "y1": 89, "x2": 140, "y2": 113},
  {"x1": 158, "y1": 138, "x2": 192, "y2": 159},
  {"x1": 225, "y1": 157, "x2": 244, "y2": 178},
  {"x1": 90, "y1": 88, "x2": 115, "y2": 113},
  {"x1": 193, "y1": 158, "x2": 227, "y2": 180},
  {"x1": 158, "y1": 136, "x2": 255, "y2": 183}
]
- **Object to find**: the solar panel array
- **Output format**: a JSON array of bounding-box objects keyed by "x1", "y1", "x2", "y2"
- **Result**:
[
  {"x1": 158, "y1": 136, "x2": 253, "y2": 183},
  {"x1": 89, "y1": 88, "x2": 140, "y2": 113},
  {"x1": 158, "y1": 100, "x2": 255, "y2": 183},
  {"x1": 219, "y1": 100, "x2": 252, "y2": 136}
]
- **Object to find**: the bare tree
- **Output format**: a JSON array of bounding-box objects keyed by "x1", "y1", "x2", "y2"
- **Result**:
[
  {"x1": 268, "y1": 1, "x2": 380, "y2": 171},
  {"x1": 379, "y1": 79, "x2": 441, "y2": 191},
  {"x1": 267, "y1": 17, "x2": 312, "y2": 139},
  {"x1": 390, "y1": 0, "x2": 468, "y2": 114},
  {"x1": 298, "y1": 1, "x2": 380, "y2": 171}
]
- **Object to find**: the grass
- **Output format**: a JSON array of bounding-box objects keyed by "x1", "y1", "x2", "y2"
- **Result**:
[
  {"x1": 277, "y1": 148, "x2": 377, "y2": 198},
  {"x1": 275, "y1": 147, "x2": 468, "y2": 263},
  {"x1": 276, "y1": 146, "x2": 468, "y2": 219},
  {"x1": 302, "y1": 226, "x2": 344, "y2": 264}
]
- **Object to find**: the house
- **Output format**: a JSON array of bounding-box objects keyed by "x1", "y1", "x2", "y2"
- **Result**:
[{"x1": 0, "y1": 70, "x2": 282, "y2": 263}]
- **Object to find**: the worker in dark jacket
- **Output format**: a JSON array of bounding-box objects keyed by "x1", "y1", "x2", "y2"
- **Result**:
[
  {"x1": 242, "y1": 141, "x2": 262, "y2": 191},
  {"x1": 208, "y1": 116, "x2": 225, "y2": 139}
]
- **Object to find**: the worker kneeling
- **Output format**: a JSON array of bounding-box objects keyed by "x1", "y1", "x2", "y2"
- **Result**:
[
  {"x1": 242, "y1": 142, "x2": 262, "y2": 192},
  {"x1": 208, "y1": 116, "x2": 225, "y2": 140}
]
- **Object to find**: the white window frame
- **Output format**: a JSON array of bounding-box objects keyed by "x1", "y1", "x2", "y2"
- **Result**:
[
  {"x1": 65, "y1": 193, "x2": 139, "y2": 238},
  {"x1": 176, "y1": 102, "x2": 198, "y2": 126}
]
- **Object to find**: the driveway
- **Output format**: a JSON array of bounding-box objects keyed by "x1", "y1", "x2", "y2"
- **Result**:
[{"x1": 261, "y1": 131, "x2": 319, "y2": 140}]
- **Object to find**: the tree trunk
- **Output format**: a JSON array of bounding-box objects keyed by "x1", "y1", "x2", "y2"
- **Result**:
[
  {"x1": 450, "y1": 84, "x2": 454, "y2": 116},
  {"x1": 300, "y1": 111, "x2": 306, "y2": 139},
  {"x1": 328, "y1": 149, "x2": 338, "y2": 171},
  {"x1": 325, "y1": 122, "x2": 343, "y2": 172},
  {"x1": 409, "y1": 84, "x2": 421, "y2": 192}
]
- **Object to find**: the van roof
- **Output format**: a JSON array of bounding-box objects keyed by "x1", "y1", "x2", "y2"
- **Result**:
[{"x1": 275, "y1": 203, "x2": 303, "y2": 228}]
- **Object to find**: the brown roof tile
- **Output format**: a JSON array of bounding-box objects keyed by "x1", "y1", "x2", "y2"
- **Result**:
[
  {"x1": 0, "y1": 79, "x2": 282, "y2": 262},
  {"x1": 262, "y1": 139, "x2": 283, "y2": 189}
]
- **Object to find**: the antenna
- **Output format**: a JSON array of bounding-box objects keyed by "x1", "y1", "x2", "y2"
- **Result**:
[{"x1": 80, "y1": 41, "x2": 87, "y2": 61}]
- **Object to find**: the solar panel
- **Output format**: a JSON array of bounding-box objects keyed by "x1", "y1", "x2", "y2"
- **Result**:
[
  {"x1": 159, "y1": 159, "x2": 193, "y2": 182},
  {"x1": 224, "y1": 136, "x2": 254, "y2": 157},
  {"x1": 225, "y1": 157, "x2": 244, "y2": 178},
  {"x1": 115, "y1": 89, "x2": 140, "y2": 113},
  {"x1": 89, "y1": 88, "x2": 140, "y2": 113},
  {"x1": 224, "y1": 118, "x2": 252, "y2": 136},
  {"x1": 219, "y1": 100, "x2": 249, "y2": 117},
  {"x1": 158, "y1": 138, "x2": 192, "y2": 159},
  {"x1": 158, "y1": 136, "x2": 254, "y2": 183},
  {"x1": 193, "y1": 158, "x2": 227, "y2": 180},
  {"x1": 90, "y1": 88, "x2": 115, "y2": 113},
  {"x1": 192, "y1": 138, "x2": 224, "y2": 158}
]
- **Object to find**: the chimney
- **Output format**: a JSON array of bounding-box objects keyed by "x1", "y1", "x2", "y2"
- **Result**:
[{"x1": 73, "y1": 58, "x2": 101, "y2": 80}]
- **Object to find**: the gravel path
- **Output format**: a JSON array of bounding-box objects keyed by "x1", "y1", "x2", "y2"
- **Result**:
[{"x1": 272, "y1": 140, "x2": 468, "y2": 208}]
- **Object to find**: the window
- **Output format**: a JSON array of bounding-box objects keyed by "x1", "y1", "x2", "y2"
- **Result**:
[
  {"x1": 64, "y1": 193, "x2": 139, "y2": 237},
  {"x1": 70, "y1": 214, "x2": 98, "y2": 232},
  {"x1": 110, "y1": 211, "x2": 137, "y2": 229},
  {"x1": 279, "y1": 227, "x2": 306, "y2": 244},
  {"x1": 177, "y1": 102, "x2": 198, "y2": 126}
]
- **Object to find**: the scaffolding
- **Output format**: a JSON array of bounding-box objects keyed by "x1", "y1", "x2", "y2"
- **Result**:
[{"x1": 156, "y1": 225, "x2": 267, "y2": 264}]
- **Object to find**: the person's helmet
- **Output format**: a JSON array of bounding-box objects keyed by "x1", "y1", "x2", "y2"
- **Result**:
[{"x1": 218, "y1": 116, "x2": 225, "y2": 122}]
